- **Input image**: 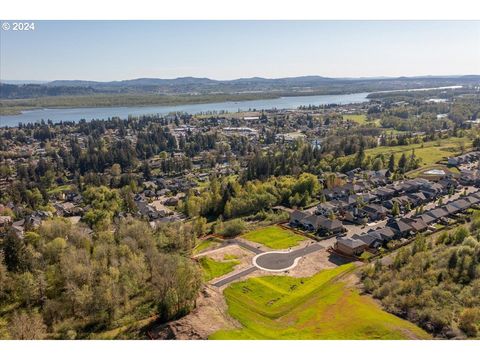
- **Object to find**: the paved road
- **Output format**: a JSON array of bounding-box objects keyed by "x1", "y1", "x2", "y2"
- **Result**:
[
  {"x1": 226, "y1": 238, "x2": 264, "y2": 254},
  {"x1": 211, "y1": 242, "x2": 324, "y2": 286},
  {"x1": 254, "y1": 243, "x2": 324, "y2": 271},
  {"x1": 211, "y1": 266, "x2": 258, "y2": 287}
]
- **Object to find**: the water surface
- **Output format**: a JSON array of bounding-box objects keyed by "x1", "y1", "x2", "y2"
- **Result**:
[{"x1": 0, "y1": 92, "x2": 370, "y2": 127}]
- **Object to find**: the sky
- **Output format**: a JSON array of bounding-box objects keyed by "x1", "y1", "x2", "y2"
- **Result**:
[{"x1": 1, "y1": 20, "x2": 479, "y2": 81}]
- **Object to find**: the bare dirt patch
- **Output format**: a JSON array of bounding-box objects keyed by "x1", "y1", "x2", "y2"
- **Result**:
[
  {"x1": 152, "y1": 286, "x2": 239, "y2": 340},
  {"x1": 204, "y1": 244, "x2": 254, "y2": 269}
]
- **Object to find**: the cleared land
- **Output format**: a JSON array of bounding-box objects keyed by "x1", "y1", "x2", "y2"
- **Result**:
[
  {"x1": 343, "y1": 114, "x2": 380, "y2": 126},
  {"x1": 193, "y1": 237, "x2": 223, "y2": 255},
  {"x1": 360, "y1": 136, "x2": 471, "y2": 167},
  {"x1": 210, "y1": 264, "x2": 430, "y2": 340},
  {"x1": 199, "y1": 256, "x2": 240, "y2": 282},
  {"x1": 406, "y1": 163, "x2": 460, "y2": 179},
  {"x1": 241, "y1": 225, "x2": 306, "y2": 250}
]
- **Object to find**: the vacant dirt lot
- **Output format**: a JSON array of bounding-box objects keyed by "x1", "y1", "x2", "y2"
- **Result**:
[
  {"x1": 152, "y1": 286, "x2": 239, "y2": 339},
  {"x1": 203, "y1": 244, "x2": 254, "y2": 269}
]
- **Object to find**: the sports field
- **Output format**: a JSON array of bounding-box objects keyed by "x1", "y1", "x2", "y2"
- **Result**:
[
  {"x1": 210, "y1": 264, "x2": 430, "y2": 340},
  {"x1": 242, "y1": 226, "x2": 306, "y2": 249}
]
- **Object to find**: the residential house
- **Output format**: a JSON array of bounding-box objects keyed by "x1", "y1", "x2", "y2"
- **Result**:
[
  {"x1": 289, "y1": 210, "x2": 308, "y2": 226},
  {"x1": 425, "y1": 207, "x2": 449, "y2": 221},
  {"x1": 317, "y1": 217, "x2": 345, "y2": 235},
  {"x1": 403, "y1": 218, "x2": 428, "y2": 233},
  {"x1": 335, "y1": 237, "x2": 367, "y2": 256},
  {"x1": 361, "y1": 203, "x2": 388, "y2": 221},
  {"x1": 450, "y1": 199, "x2": 471, "y2": 212},
  {"x1": 417, "y1": 213, "x2": 436, "y2": 225},
  {"x1": 387, "y1": 219, "x2": 413, "y2": 237}
]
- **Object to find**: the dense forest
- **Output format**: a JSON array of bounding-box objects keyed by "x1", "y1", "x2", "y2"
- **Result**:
[{"x1": 0, "y1": 200, "x2": 203, "y2": 339}]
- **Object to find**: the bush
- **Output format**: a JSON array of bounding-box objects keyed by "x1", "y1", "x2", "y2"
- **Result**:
[
  {"x1": 218, "y1": 219, "x2": 246, "y2": 238},
  {"x1": 459, "y1": 308, "x2": 480, "y2": 337}
]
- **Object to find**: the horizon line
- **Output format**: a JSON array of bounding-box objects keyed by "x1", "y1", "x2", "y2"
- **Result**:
[{"x1": 2, "y1": 73, "x2": 479, "y2": 84}]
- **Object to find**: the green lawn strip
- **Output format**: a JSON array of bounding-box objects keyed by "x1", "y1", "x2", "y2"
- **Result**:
[
  {"x1": 192, "y1": 237, "x2": 222, "y2": 255},
  {"x1": 199, "y1": 256, "x2": 240, "y2": 282},
  {"x1": 210, "y1": 264, "x2": 430, "y2": 340},
  {"x1": 242, "y1": 225, "x2": 306, "y2": 249},
  {"x1": 47, "y1": 184, "x2": 73, "y2": 195}
]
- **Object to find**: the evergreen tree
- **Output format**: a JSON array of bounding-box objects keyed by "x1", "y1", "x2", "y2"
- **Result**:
[
  {"x1": 388, "y1": 154, "x2": 395, "y2": 173},
  {"x1": 398, "y1": 153, "x2": 408, "y2": 173}
]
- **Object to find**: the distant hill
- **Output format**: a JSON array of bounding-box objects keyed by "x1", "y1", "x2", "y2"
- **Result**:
[{"x1": 1, "y1": 75, "x2": 479, "y2": 99}]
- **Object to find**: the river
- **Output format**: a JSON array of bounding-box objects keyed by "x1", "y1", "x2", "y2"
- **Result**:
[
  {"x1": 0, "y1": 92, "x2": 370, "y2": 127},
  {"x1": 0, "y1": 85, "x2": 463, "y2": 127}
]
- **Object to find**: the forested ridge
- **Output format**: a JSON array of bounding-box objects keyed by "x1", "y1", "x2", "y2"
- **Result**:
[{"x1": 362, "y1": 218, "x2": 480, "y2": 339}]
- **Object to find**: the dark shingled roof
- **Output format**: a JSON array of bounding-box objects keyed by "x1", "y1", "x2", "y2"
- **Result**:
[
  {"x1": 290, "y1": 210, "x2": 308, "y2": 222},
  {"x1": 427, "y1": 207, "x2": 448, "y2": 219},
  {"x1": 388, "y1": 219, "x2": 413, "y2": 234},
  {"x1": 418, "y1": 213, "x2": 436, "y2": 224},
  {"x1": 337, "y1": 237, "x2": 366, "y2": 249}
]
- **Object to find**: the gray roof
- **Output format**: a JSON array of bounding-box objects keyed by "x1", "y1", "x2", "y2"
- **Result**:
[
  {"x1": 337, "y1": 237, "x2": 366, "y2": 249},
  {"x1": 319, "y1": 218, "x2": 343, "y2": 231},
  {"x1": 427, "y1": 208, "x2": 448, "y2": 219},
  {"x1": 301, "y1": 214, "x2": 324, "y2": 229},
  {"x1": 443, "y1": 204, "x2": 459, "y2": 215},
  {"x1": 450, "y1": 199, "x2": 470, "y2": 210},
  {"x1": 376, "y1": 227, "x2": 396, "y2": 239},
  {"x1": 290, "y1": 210, "x2": 308, "y2": 222},
  {"x1": 466, "y1": 196, "x2": 480, "y2": 204},
  {"x1": 388, "y1": 220, "x2": 413, "y2": 234}
]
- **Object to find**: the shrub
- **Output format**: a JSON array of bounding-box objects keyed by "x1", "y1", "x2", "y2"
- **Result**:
[
  {"x1": 218, "y1": 219, "x2": 246, "y2": 238},
  {"x1": 459, "y1": 308, "x2": 480, "y2": 337}
]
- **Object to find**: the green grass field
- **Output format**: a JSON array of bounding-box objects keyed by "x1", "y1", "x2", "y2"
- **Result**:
[
  {"x1": 343, "y1": 114, "x2": 380, "y2": 126},
  {"x1": 199, "y1": 256, "x2": 240, "y2": 282},
  {"x1": 242, "y1": 226, "x2": 306, "y2": 249},
  {"x1": 406, "y1": 163, "x2": 460, "y2": 179},
  {"x1": 361, "y1": 136, "x2": 471, "y2": 167},
  {"x1": 210, "y1": 264, "x2": 430, "y2": 340},
  {"x1": 193, "y1": 238, "x2": 222, "y2": 255}
]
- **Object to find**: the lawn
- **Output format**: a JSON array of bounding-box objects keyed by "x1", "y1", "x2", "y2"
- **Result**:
[
  {"x1": 344, "y1": 114, "x2": 380, "y2": 126},
  {"x1": 47, "y1": 184, "x2": 73, "y2": 195},
  {"x1": 242, "y1": 226, "x2": 306, "y2": 249},
  {"x1": 192, "y1": 237, "x2": 222, "y2": 255},
  {"x1": 344, "y1": 114, "x2": 368, "y2": 124},
  {"x1": 362, "y1": 136, "x2": 471, "y2": 167},
  {"x1": 210, "y1": 264, "x2": 430, "y2": 340},
  {"x1": 406, "y1": 164, "x2": 460, "y2": 179},
  {"x1": 198, "y1": 256, "x2": 240, "y2": 282}
]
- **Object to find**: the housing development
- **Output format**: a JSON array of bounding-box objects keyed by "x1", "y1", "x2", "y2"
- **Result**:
[{"x1": 1, "y1": 75, "x2": 480, "y2": 340}]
